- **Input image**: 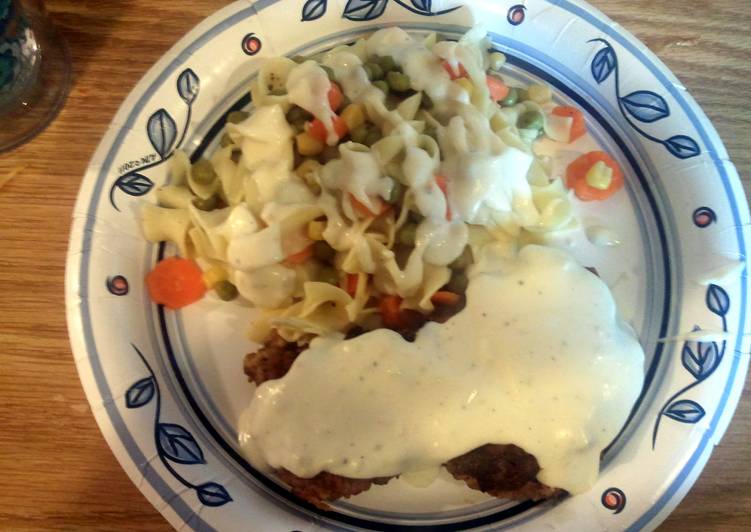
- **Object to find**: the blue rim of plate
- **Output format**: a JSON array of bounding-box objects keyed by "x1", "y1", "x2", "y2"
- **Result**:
[{"x1": 68, "y1": 1, "x2": 749, "y2": 530}]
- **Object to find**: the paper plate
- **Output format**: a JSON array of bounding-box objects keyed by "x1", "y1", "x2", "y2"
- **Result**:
[{"x1": 65, "y1": 1, "x2": 750, "y2": 530}]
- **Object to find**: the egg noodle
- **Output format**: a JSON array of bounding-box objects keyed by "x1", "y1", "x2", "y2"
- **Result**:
[{"x1": 142, "y1": 27, "x2": 579, "y2": 342}]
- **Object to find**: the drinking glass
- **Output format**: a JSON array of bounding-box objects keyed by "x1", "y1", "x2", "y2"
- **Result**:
[{"x1": 0, "y1": 0, "x2": 71, "y2": 152}]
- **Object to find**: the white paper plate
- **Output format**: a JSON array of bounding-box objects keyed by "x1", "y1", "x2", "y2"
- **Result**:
[{"x1": 65, "y1": 1, "x2": 750, "y2": 530}]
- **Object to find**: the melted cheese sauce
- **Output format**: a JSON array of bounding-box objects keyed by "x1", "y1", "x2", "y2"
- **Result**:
[{"x1": 239, "y1": 245, "x2": 645, "y2": 494}]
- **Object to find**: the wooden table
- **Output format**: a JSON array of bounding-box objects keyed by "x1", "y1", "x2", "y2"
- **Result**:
[{"x1": 0, "y1": 1, "x2": 748, "y2": 530}]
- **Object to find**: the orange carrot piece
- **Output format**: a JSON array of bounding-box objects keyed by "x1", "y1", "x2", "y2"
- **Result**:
[
  {"x1": 328, "y1": 82, "x2": 344, "y2": 111},
  {"x1": 284, "y1": 245, "x2": 313, "y2": 265},
  {"x1": 146, "y1": 257, "x2": 206, "y2": 310},
  {"x1": 307, "y1": 115, "x2": 348, "y2": 142},
  {"x1": 565, "y1": 151, "x2": 624, "y2": 201},
  {"x1": 486, "y1": 75, "x2": 510, "y2": 102},
  {"x1": 434, "y1": 174, "x2": 452, "y2": 220},
  {"x1": 350, "y1": 193, "x2": 390, "y2": 218},
  {"x1": 441, "y1": 60, "x2": 468, "y2": 80},
  {"x1": 379, "y1": 295, "x2": 405, "y2": 328},
  {"x1": 345, "y1": 273, "x2": 359, "y2": 297},
  {"x1": 431, "y1": 291, "x2": 461, "y2": 306},
  {"x1": 552, "y1": 106, "x2": 586, "y2": 143}
]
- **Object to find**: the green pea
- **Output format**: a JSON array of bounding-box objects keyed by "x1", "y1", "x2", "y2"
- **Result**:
[
  {"x1": 450, "y1": 245, "x2": 473, "y2": 270},
  {"x1": 214, "y1": 280, "x2": 238, "y2": 301},
  {"x1": 386, "y1": 71, "x2": 411, "y2": 92},
  {"x1": 313, "y1": 240, "x2": 336, "y2": 263},
  {"x1": 446, "y1": 271, "x2": 469, "y2": 294},
  {"x1": 500, "y1": 87, "x2": 518, "y2": 107},
  {"x1": 192, "y1": 195, "x2": 220, "y2": 211},
  {"x1": 389, "y1": 180, "x2": 404, "y2": 204},
  {"x1": 291, "y1": 55, "x2": 307, "y2": 63},
  {"x1": 350, "y1": 124, "x2": 370, "y2": 144},
  {"x1": 516, "y1": 88, "x2": 529, "y2": 102},
  {"x1": 320, "y1": 65, "x2": 335, "y2": 80},
  {"x1": 396, "y1": 223, "x2": 417, "y2": 246},
  {"x1": 191, "y1": 158, "x2": 216, "y2": 185},
  {"x1": 517, "y1": 110, "x2": 544, "y2": 131},
  {"x1": 220, "y1": 133, "x2": 233, "y2": 148},
  {"x1": 364, "y1": 62, "x2": 384, "y2": 81},
  {"x1": 373, "y1": 80, "x2": 390, "y2": 95},
  {"x1": 363, "y1": 128, "x2": 382, "y2": 147},
  {"x1": 377, "y1": 55, "x2": 398, "y2": 72},
  {"x1": 226, "y1": 110, "x2": 249, "y2": 124},
  {"x1": 318, "y1": 266, "x2": 339, "y2": 285}
]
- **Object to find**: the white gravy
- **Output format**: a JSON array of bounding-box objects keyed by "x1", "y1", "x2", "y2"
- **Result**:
[{"x1": 239, "y1": 245, "x2": 645, "y2": 494}]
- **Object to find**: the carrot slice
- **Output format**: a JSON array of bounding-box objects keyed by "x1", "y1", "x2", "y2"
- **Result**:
[
  {"x1": 431, "y1": 291, "x2": 461, "y2": 306},
  {"x1": 146, "y1": 257, "x2": 206, "y2": 310},
  {"x1": 284, "y1": 245, "x2": 313, "y2": 265},
  {"x1": 328, "y1": 82, "x2": 344, "y2": 111},
  {"x1": 307, "y1": 115, "x2": 349, "y2": 142},
  {"x1": 434, "y1": 174, "x2": 452, "y2": 221},
  {"x1": 350, "y1": 193, "x2": 390, "y2": 218},
  {"x1": 486, "y1": 75, "x2": 510, "y2": 102},
  {"x1": 379, "y1": 295, "x2": 405, "y2": 328},
  {"x1": 565, "y1": 151, "x2": 624, "y2": 201},
  {"x1": 441, "y1": 60, "x2": 468, "y2": 80},
  {"x1": 552, "y1": 106, "x2": 586, "y2": 143},
  {"x1": 345, "y1": 273, "x2": 359, "y2": 297}
]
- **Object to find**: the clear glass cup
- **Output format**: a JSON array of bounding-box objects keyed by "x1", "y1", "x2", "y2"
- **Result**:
[{"x1": 0, "y1": 0, "x2": 71, "y2": 152}]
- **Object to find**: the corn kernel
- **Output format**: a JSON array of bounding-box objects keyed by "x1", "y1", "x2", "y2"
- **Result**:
[
  {"x1": 307, "y1": 220, "x2": 326, "y2": 241},
  {"x1": 488, "y1": 51, "x2": 506, "y2": 71},
  {"x1": 340, "y1": 103, "x2": 366, "y2": 131},
  {"x1": 295, "y1": 159, "x2": 321, "y2": 181},
  {"x1": 455, "y1": 77, "x2": 474, "y2": 95},
  {"x1": 203, "y1": 265, "x2": 228, "y2": 288},
  {"x1": 527, "y1": 84, "x2": 552, "y2": 104},
  {"x1": 296, "y1": 131, "x2": 325, "y2": 156},
  {"x1": 585, "y1": 161, "x2": 613, "y2": 190}
]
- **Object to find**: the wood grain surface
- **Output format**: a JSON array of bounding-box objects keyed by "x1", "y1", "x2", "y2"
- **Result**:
[{"x1": 0, "y1": 1, "x2": 749, "y2": 530}]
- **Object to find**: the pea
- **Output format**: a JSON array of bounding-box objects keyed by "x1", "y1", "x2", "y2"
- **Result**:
[
  {"x1": 446, "y1": 271, "x2": 469, "y2": 294},
  {"x1": 450, "y1": 245, "x2": 473, "y2": 270},
  {"x1": 340, "y1": 94, "x2": 352, "y2": 109},
  {"x1": 320, "y1": 65, "x2": 335, "y2": 80},
  {"x1": 500, "y1": 87, "x2": 518, "y2": 107},
  {"x1": 517, "y1": 110, "x2": 544, "y2": 131},
  {"x1": 318, "y1": 266, "x2": 339, "y2": 286},
  {"x1": 363, "y1": 62, "x2": 384, "y2": 81},
  {"x1": 214, "y1": 280, "x2": 238, "y2": 301},
  {"x1": 220, "y1": 133, "x2": 233, "y2": 148},
  {"x1": 192, "y1": 195, "x2": 220, "y2": 211},
  {"x1": 373, "y1": 80, "x2": 390, "y2": 95},
  {"x1": 377, "y1": 55, "x2": 397, "y2": 72},
  {"x1": 386, "y1": 71, "x2": 411, "y2": 92},
  {"x1": 291, "y1": 55, "x2": 307, "y2": 63},
  {"x1": 396, "y1": 223, "x2": 417, "y2": 246},
  {"x1": 191, "y1": 158, "x2": 216, "y2": 185},
  {"x1": 226, "y1": 110, "x2": 249, "y2": 124},
  {"x1": 389, "y1": 180, "x2": 404, "y2": 204},
  {"x1": 420, "y1": 92, "x2": 433, "y2": 109},
  {"x1": 350, "y1": 124, "x2": 370, "y2": 144},
  {"x1": 313, "y1": 240, "x2": 336, "y2": 263},
  {"x1": 363, "y1": 128, "x2": 382, "y2": 147},
  {"x1": 516, "y1": 88, "x2": 529, "y2": 102}
]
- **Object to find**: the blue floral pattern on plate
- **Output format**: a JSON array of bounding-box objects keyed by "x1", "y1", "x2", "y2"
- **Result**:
[
  {"x1": 301, "y1": 0, "x2": 461, "y2": 22},
  {"x1": 589, "y1": 39, "x2": 700, "y2": 159},
  {"x1": 126, "y1": 344, "x2": 232, "y2": 507}
]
